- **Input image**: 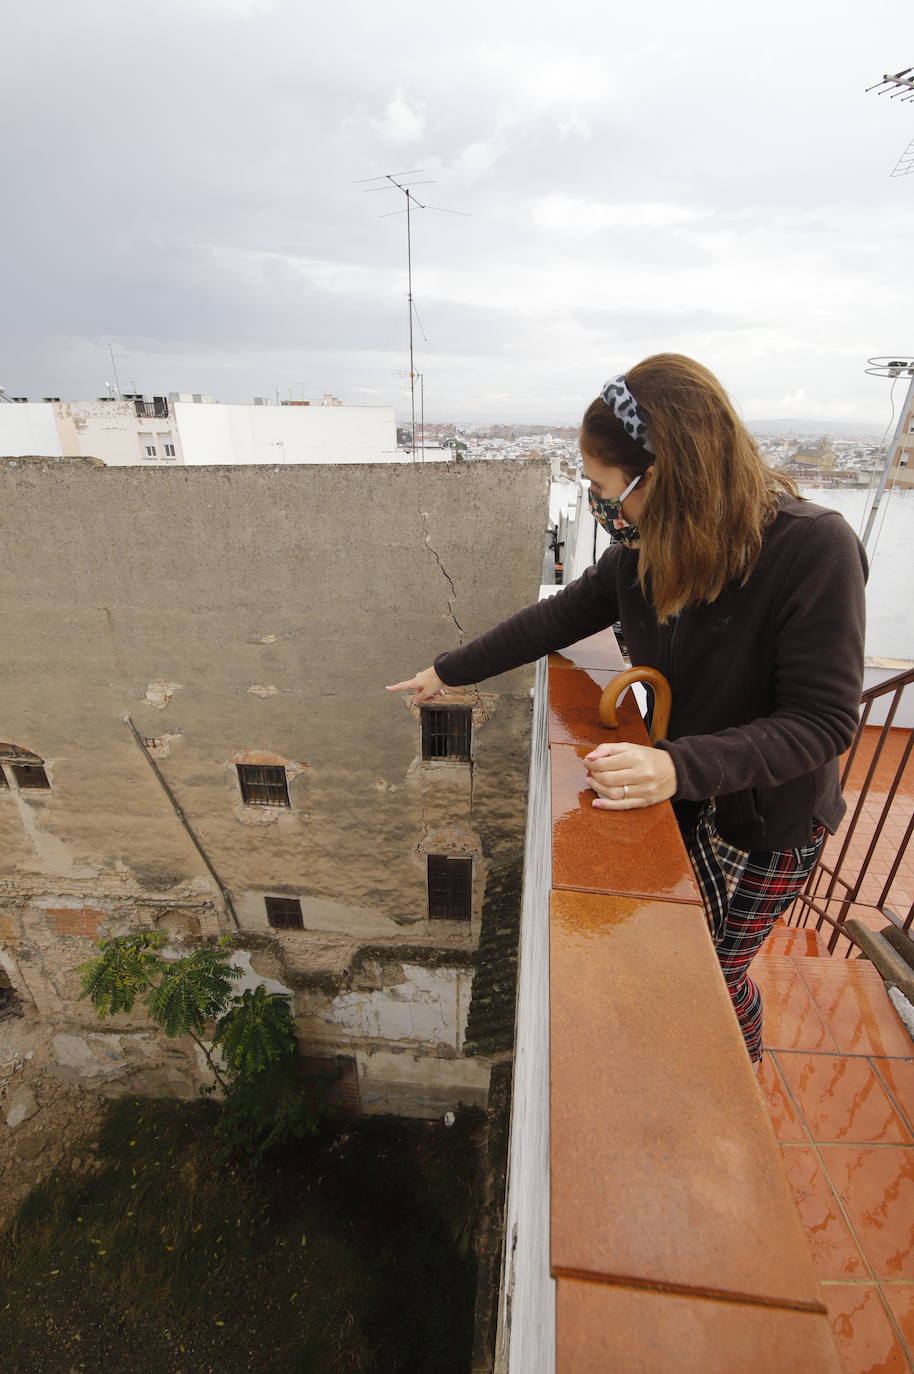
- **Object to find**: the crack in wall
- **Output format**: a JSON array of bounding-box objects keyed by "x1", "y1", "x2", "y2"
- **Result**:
[{"x1": 419, "y1": 506, "x2": 465, "y2": 640}]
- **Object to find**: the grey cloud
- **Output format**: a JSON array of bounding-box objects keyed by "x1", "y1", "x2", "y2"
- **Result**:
[{"x1": 2, "y1": 0, "x2": 911, "y2": 421}]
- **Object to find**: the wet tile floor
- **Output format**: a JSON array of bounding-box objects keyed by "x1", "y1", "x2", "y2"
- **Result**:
[
  {"x1": 755, "y1": 732, "x2": 914, "y2": 1372},
  {"x1": 756, "y1": 728, "x2": 914, "y2": 1369}
]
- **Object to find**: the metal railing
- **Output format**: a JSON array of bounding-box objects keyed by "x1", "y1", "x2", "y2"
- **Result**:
[
  {"x1": 134, "y1": 398, "x2": 169, "y2": 419},
  {"x1": 787, "y1": 666, "x2": 914, "y2": 955}
]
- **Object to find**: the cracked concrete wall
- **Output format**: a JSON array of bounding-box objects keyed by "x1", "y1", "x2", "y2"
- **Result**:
[{"x1": 0, "y1": 456, "x2": 547, "y2": 1108}]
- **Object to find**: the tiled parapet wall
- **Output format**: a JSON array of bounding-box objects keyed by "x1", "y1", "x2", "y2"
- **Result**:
[{"x1": 546, "y1": 629, "x2": 844, "y2": 1372}]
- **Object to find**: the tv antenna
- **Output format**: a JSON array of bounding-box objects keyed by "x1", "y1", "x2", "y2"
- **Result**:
[
  {"x1": 861, "y1": 356, "x2": 914, "y2": 551},
  {"x1": 866, "y1": 67, "x2": 914, "y2": 176},
  {"x1": 357, "y1": 170, "x2": 469, "y2": 459}
]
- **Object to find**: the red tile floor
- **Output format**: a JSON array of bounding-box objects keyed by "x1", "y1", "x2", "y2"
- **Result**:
[{"x1": 755, "y1": 727, "x2": 914, "y2": 1372}]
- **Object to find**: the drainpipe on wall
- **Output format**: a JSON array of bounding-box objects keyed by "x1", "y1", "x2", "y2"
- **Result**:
[{"x1": 123, "y1": 715, "x2": 240, "y2": 931}]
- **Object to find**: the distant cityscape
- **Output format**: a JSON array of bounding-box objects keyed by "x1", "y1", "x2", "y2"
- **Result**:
[
  {"x1": 413, "y1": 422, "x2": 904, "y2": 490},
  {"x1": 1, "y1": 388, "x2": 907, "y2": 488}
]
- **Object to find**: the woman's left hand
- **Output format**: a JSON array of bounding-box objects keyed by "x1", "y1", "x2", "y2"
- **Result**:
[{"x1": 584, "y1": 742, "x2": 678, "y2": 810}]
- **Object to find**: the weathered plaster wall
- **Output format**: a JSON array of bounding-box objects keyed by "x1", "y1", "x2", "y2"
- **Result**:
[
  {"x1": 53, "y1": 400, "x2": 180, "y2": 467},
  {"x1": 0, "y1": 457, "x2": 546, "y2": 1110}
]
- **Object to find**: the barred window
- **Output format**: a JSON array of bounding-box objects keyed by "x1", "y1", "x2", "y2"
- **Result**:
[
  {"x1": 13, "y1": 763, "x2": 50, "y2": 789},
  {"x1": 427, "y1": 855, "x2": 472, "y2": 921},
  {"x1": 421, "y1": 705, "x2": 472, "y2": 761},
  {"x1": 265, "y1": 896, "x2": 304, "y2": 930},
  {"x1": 237, "y1": 764, "x2": 290, "y2": 807}
]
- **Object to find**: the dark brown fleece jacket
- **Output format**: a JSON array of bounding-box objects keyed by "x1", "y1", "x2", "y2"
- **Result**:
[{"x1": 435, "y1": 497, "x2": 868, "y2": 850}]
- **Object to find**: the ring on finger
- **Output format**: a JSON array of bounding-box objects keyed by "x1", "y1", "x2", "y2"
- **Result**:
[{"x1": 622, "y1": 784, "x2": 629, "y2": 800}]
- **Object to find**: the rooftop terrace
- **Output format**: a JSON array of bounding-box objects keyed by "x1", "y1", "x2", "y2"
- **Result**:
[{"x1": 494, "y1": 625, "x2": 913, "y2": 1372}]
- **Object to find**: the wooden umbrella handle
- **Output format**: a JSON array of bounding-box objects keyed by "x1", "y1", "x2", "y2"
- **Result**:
[{"x1": 598, "y1": 667, "x2": 672, "y2": 743}]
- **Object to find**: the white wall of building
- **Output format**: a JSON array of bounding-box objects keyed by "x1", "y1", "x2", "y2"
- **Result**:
[
  {"x1": 176, "y1": 402, "x2": 400, "y2": 465},
  {"x1": 53, "y1": 400, "x2": 181, "y2": 467},
  {"x1": 0, "y1": 404, "x2": 63, "y2": 458}
]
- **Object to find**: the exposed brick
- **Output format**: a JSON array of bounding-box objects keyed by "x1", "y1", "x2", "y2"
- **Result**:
[{"x1": 45, "y1": 907, "x2": 105, "y2": 940}]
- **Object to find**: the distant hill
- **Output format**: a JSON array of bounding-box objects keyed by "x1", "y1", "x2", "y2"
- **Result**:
[{"x1": 747, "y1": 418, "x2": 884, "y2": 439}]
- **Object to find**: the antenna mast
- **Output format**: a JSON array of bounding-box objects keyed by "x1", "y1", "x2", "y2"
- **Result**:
[
  {"x1": 358, "y1": 170, "x2": 469, "y2": 460},
  {"x1": 862, "y1": 357, "x2": 914, "y2": 551}
]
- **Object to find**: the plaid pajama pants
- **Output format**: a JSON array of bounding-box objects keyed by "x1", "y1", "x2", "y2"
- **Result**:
[{"x1": 683, "y1": 803, "x2": 826, "y2": 1064}]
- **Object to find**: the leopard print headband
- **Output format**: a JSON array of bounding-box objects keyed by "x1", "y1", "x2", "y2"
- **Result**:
[{"x1": 600, "y1": 375, "x2": 655, "y2": 455}]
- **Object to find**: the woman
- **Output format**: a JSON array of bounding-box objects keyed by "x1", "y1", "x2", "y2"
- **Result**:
[{"x1": 387, "y1": 354, "x2": 868, "y2": 1068}]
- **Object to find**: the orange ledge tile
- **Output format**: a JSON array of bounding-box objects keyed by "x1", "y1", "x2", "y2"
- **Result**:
[
  {"x1": 556, "y1": 1277, "x2": 843, "y2": 1374},
  {"x1": 547, "y1": 663, "x2": 645, "y2": 750},
  {"x1": 549, "y1": 889, "x2": 824, "y2": 1310},
  {"x1": 550, "y1": 743, "x2": 702, "y2": 904}
]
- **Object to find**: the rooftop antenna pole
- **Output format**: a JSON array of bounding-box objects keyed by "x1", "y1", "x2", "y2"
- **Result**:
[
  {"x1": 405, "y1": 188, "x2": 417, "y2": 456},
  {"x1": 107, "y1": 342, "x2": 122, "y2": 400},
  {"x1": 862, "y1": 356, "x2": 914, "y2": 551},
  {"x1": 358, "y1": 170, "x2": 469, "y2": 461}
]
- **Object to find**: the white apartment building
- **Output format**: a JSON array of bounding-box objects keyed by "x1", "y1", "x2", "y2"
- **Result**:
[{"x1": 0, "y1": 394, "x2": 402, "y2": 466}]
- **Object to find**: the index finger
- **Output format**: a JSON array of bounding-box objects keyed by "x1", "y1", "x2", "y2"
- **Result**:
[{"x1": 386, "y1": 679, "x2": 420, "y2": 692}]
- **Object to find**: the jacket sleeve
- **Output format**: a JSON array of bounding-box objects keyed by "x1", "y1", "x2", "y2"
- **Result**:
[
  {"x1": 434, "y1": 550, "x2": 622, "y2": 686},
  {"x1": 656, "y1": 512, "x2": 868, "y2": 799}
]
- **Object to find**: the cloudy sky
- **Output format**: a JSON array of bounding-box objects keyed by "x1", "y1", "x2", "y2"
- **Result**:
[{"x1": 2, "y1": 0, "x2": 911, "y2": 425}]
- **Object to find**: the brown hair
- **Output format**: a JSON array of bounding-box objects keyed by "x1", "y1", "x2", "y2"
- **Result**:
[{"x1": 580, "y1": 353, "x2": 799, "y2": 622}]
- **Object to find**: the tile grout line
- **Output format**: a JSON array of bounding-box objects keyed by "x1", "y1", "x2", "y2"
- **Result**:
[
  {"x1": 870, "y1": 1055, "x2": 914, "y2": 1139},
  {"x1": 788, "y1": 955, "x2": 911, "y2": 1057},
  {"x1": 760, "y1": 960, "x2": 840, "y2": 1054},
  {"x1": 771, "y1": 1050, "x2": 876, "y2": 1287},
  {"x1": 860, "y1": 1056, "x2": 914, "y2": 1373},
  {"x1": 768, "y1": 1051, "x2": 813, "y2": 1146},
  {"x1": 766, "y1": 1050, "x2": 914, "y2": 1367}
]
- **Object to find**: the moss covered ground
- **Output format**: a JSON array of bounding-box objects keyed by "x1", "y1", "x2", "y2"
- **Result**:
[{"x1": 0, "y1": 1095, "x2": 483, "y2": 1373}]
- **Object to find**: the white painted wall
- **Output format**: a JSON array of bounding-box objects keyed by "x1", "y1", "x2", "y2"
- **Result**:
[
  {"x1": 316, "y1": 965, "x2": 474, "y2": 1051},
  {"x1": 0, "y1": 403, "x2": 63, "y2": 458},
  {"x1": 495, "y1": 649, "x2": 555, "y2": 1374},
  {"x1": 175, "y1": 402, "x2": 400, "y2": 465}
]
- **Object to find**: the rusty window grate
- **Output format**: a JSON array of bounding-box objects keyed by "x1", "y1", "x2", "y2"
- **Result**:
[
  {"x1": 237, "y1": 764, "x2": 290, "y2": 807},
  {"x1": 421, "y1": 705, "x2": 472, "y2": 761},
  {"x1": 265, "y1": 896, "x2": 304, "y2": 930},
  {"x1": 13, "y1": 763, "x2": 50, "y2": 789},
  {"x1": 427, "y1": 855, "x2": 472, "y2": 920}
]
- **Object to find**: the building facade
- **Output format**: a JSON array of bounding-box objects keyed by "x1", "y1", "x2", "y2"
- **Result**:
[
  {"x1": 0, "y1": 395, "x2": 400, "y2": 466},
  {"x1": 0, "y1": 456, "x2": 547, "y2": 1115}
]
